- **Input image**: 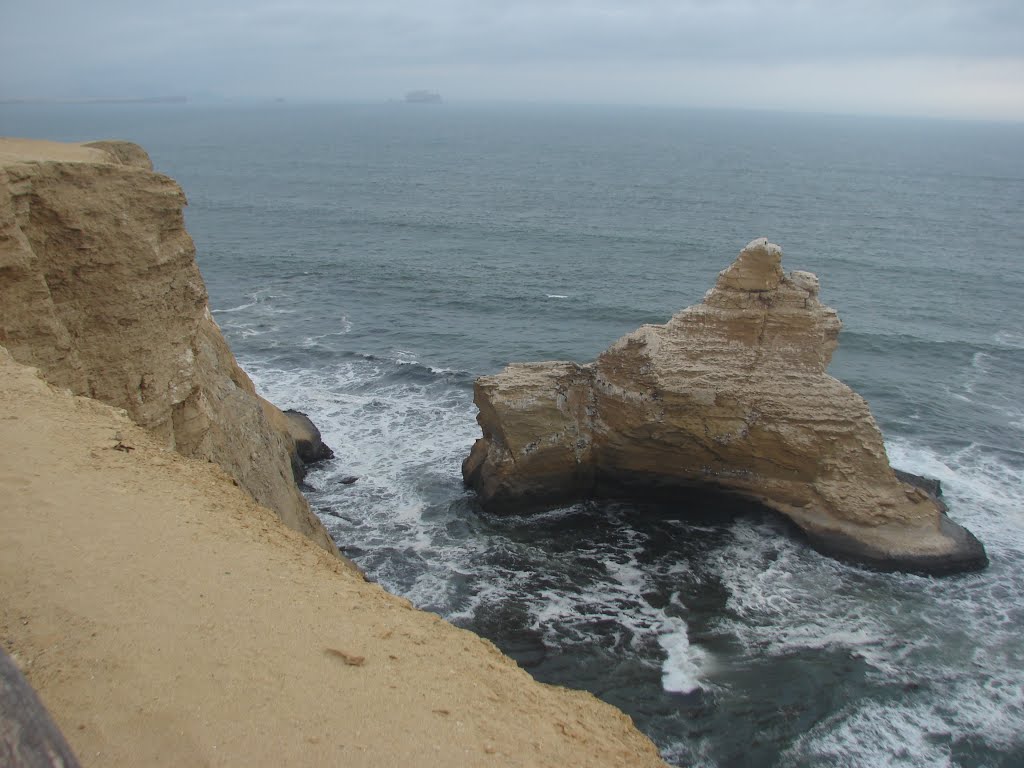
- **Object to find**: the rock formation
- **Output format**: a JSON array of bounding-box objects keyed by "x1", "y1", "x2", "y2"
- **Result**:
[
  {"x1": 283, "y1": 409, "x2": 335, "y2": 465},
  {"x1": 464, "y1": 238, "x2": 987, "y2": 575},
  {"x1": 0, "y1": 138, "x2": 336, "y2": 555},
  {"x1": 259, "y1": 401, "x2": 336, "y2": 483}
]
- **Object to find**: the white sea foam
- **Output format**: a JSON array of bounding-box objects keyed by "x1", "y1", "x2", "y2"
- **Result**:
[
  {"x1": 784, "y1": 700, "x2": 956, "y2": 768},
  {"x1": 298, "y1": 329, "x2": 353, "y2": 349},
  {"x1": 393, "y1": 349, "x2": 419, "y2": 365},
  {"x1": 959, "y1": 351, "x2": 991, "y2": 395},
  {"x1": 546, "y1": 294, "x2": 569, "y2": 299},
  {"x1": 993, "y1": 329, "x2": 1024, "y2": 349},
  {"x1": 658, "y1": 740, "x2": 717, "y2": 768},
  {"x1": 886, "y1": 438, "x2": 1024, "y2": 535},
  {"x1": 244, "y1": 353, "x2": 488, "y2": 611},
  {"x1": 658, "y1": 601, "x2": 705, "y2": 694},
  {"x1": 210, "y1": 300, "x2": 257, "y2": 314},
  {"x1": 700, "y1": 432, "x2": 1024, "y2": 765},
  {"x1": 210, "y1": 288, "x2": 276, "y2": 315},
  {"x1": 518, "y1": 528, "x2": 709, "y2": 692}
]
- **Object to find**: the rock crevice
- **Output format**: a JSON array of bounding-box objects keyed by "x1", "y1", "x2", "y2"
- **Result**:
[{"x1": 464, "y1": 238, "x2": 987, "y2": 575}]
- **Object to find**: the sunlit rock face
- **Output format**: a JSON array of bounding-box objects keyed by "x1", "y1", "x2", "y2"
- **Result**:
[{"x1": 464, "y1": 238, "x2": 987, "y2": 575}]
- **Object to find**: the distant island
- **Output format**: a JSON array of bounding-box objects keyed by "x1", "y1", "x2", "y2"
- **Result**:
[{"x1": 405, "y1": 90, "x2": 442, "y2": 104}]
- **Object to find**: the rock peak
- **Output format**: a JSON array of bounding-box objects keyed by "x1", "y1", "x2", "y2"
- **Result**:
[
  {"x1": 690, "y1": 239, "x2": 841, "y2": 372},
  {"x1": 463, "y1": 239, "x2": 987, "y2": 575},
  {"x1": 713, "y1": 237, "x2": 784, "y2": 293}
]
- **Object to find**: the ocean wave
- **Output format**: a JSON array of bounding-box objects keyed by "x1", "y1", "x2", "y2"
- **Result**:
[
  {"x1": 784, "y1": 700, "x2": 958, "y2": 768},
  {"x1": 297, "y1": 326, "x2": 352, "y2": 349},
  {"x1": 210, "y1": 300, "x2": 257, "y2": 314},
  {"x1": 885, "y1": 439, "x2": 1024, "y2": 550},
  {"x1": 696, "y1": 435, "x2": 1024, "y2": 765},
  {"x1": 993, "y1": 329, "x2": 1024, "y2": 349},
  {"x1": 839, "y1": 328, "x2": 1011, "y2": 359},
  {"x1": 658, "y1": 597, "x2": 707, "y2": 695}
]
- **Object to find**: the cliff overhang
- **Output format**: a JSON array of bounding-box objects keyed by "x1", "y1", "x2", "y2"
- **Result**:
[{"x1": 462, "y1": 239, "x2": 987, "y2": 576}]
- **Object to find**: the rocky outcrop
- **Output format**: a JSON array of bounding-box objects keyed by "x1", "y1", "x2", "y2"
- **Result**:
[
  {"x1": 464, "y1": 238, "x2": 987, "y2": 575},
  {"x1": 283, "y1": 409, "x2": 335, "y2": 464},
  {"x1": 0, "y1": 138, "x2": 336, "y2": 555},
  {"x1": 259, "y1": 399, "x2": 336, "y2": 483}
]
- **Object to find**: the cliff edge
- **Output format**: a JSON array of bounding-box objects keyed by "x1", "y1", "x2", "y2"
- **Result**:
[
  {"x1": 0, "y1": 137, "x2": 335, "y2": 554},
  {"x1": 0, "y1": 347, "x2": 665, "y2": 767},
  {"x1": 464, "y1": 239, "x2": 987, "y2": 575}
]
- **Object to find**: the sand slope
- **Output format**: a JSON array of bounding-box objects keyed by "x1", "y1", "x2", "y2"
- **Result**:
[{"x1": 0, "y1": 349, "x2": 666, "y2": 767}]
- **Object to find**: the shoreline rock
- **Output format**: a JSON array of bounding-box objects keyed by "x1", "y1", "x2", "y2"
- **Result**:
[
  {"x1": 283, "y1": 409, "x2": 335, "y2": 464},
  {"x1": 463, "y1": 238, "x2": 987, "y2": 576},
  {"x1": 258, "y1": 399, "x2": 336, "y2": 484}
]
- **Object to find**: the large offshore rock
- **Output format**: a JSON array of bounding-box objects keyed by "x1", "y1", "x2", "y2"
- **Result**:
[
  {"x1": 464, "y1": 238, "x2": 987, "y2": 575},
  {"x1": 0, "y1": 138, "x2": 337, "y2": 555}
]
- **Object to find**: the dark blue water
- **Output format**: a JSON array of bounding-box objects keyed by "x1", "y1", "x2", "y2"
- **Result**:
[{"x1": 4, "y1": 103, "x2": 1023, "y2": 767}]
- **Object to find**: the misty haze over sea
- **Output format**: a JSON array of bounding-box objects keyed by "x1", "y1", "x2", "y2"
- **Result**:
[{"x1": 3, "y1": 101, "x2": 1022, "y2": 767}]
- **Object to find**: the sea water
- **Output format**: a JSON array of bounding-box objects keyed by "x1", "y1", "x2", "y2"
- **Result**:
[{"x1": 3, "y1": 102, "x2": 1022, "y2": 767}]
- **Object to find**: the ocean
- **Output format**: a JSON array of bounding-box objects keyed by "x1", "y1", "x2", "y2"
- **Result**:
[{"x1": 3, "y1": 102, "x2": 1022, "y2": 767}]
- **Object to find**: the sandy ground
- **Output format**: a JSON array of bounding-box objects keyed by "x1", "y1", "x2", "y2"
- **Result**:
[
  {"x1": 0, "y1": 137, "x2": 112, "y2": 165},
  {"x1": 0, "y1": 349, "x2": 667, "y2": 767}
]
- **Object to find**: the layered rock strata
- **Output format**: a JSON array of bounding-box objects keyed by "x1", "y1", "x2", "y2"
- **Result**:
[
  {"x1": 0, "y1": 138, "x2": 336, "y2": 555},
  {"x1": 464, "y1": 238, "x2": 987, "y2": 575}
]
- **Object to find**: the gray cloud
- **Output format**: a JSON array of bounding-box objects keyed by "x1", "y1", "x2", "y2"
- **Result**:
[{"x1": 2, "y1": 0, "x2": 1022, "y2": 119}]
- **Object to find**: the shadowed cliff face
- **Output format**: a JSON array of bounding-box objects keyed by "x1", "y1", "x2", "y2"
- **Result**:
[
  {"x1": 0, "y1": 138, "x2": 337, "y2": 556},
  {"x1": 464, "y1": 239, "x2": 986, "y2": 575}
]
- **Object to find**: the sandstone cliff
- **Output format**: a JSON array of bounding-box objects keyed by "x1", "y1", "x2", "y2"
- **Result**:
[
  {"x1": 0, "y1": 138, "x2": 336, "y2": 554},
  {"x1": 464, "y1": 239, "x2": 986, "y2": 575}
]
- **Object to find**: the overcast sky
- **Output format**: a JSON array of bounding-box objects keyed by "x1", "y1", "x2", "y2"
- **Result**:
[{"x1": 2, "y1": 0, "x2": 1022, "y2": 120}]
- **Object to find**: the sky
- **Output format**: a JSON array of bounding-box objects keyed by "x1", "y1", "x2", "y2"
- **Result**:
[{"x1": 2, "y1": 0, "x2": 1022, "y2": 120}]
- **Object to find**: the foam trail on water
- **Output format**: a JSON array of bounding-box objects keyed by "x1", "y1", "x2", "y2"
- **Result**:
[
  {"x1": 993, "y1": 329, "x2": 1024, "y2": 349},
  {"x1": 785, "y1": 700, "x2": 957, "y2": 768},
  {"x1": 210, "y1": 301, "x2": 257, "y2": 314},
  {"x1": 658, "y1": 608, "x2": 704, "y2": 694}
]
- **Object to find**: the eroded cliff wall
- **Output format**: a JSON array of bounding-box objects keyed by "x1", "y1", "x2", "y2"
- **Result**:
[{"x1": 0, "y1": 138, "x2": 336, "y2": 555}]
